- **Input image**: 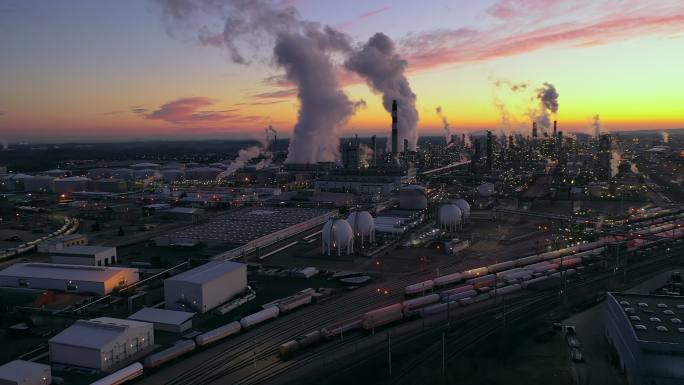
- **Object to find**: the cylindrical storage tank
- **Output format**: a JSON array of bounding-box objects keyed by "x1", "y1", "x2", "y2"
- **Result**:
[
  {"x1": 347, "y1": 211, "x2": 375, "y2": 243},
  {"x1": 402, "y1": 294, "x2": 440, "y2": 311},
  {"x1": 240, "y1": 306, "x2": 280, "y2": 329},
  {"x1": 54, "y1": 176, "x2": 90, "y2": 195},
  {"x1": 515, "y1": 255, "x2": 542, "y2": 267},
  {"x1": 298, "y1": 330, "x2": 323, "y2": 349},
  {"x1": 143, "y1": 340, "x2": 196, "y2": 369},
  {"x1": 161, "y1": 169, "x2": 184, "y2": 183},
  {"x1": 195, "y1": 321, "x2": 241, "y2": 347},
  {"x1": 439, "y1": 285, "x2": 475, "y2": 298},
  {"x1": 322, "y1": 218, "x2": 354, "y2": 256},
  {"x1": 433, "y1": 272, "x2": 463, "y2": 287},
  {"x1": 279, "y1": 340, "x2": 300, "y2": 359},
  {"x1": 89, "y1": 363, "x2": 143, "y2": 385},
  {"x1": 404, "y1": 280, "x2": 434, "y2": 295},
  {"x1": 185, "y1": 167, "x2": 223, "y2": 181},
  {"x1": 492, "y1": 284, "x2": 522, "y2": 296},
  {"x1": 322, "y1": 318, "x2": 363, "y2": 338},
  {"x1": 399, "y1": 185, "x2": 428, "y2": 210},
  {"x1": 438, "y1": 204, "x2": 462, "y2": 232},
  {"x1": 362, "y1": 303, "x2": 404, "y2": 330}
]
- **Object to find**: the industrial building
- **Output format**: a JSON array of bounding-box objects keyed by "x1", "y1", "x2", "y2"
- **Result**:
[
  {"x1": 37, "y1": 233, "x2": 88, "y2": 253},
  {"x1": 53, "y1": 176, "x2": 90, "y2": 195},
  {"x1": 314, "y1": 168, "x2": 416, "y2": 195},
  {"x1": 0, "y1": 360, "x2": 51, "y2": 385},
  {"x1": 50, "y1": 245, "x2": 117, "y2": 266},
  {"x1": 164, "y1": 207, "x2": 204, "y2": 222},
  {"x1": 164, "y1": 261, "x2": 247, "y2": 313},
  {"x1": 23, "y1": 175, "x2": 55, "y2": 193},
  {"x1": 49, "y1": 317, "x2": 154, "y2": 371},
  {"x1": 605, "y1": 292, "x2": 684, "y2": 385},
  {"x1": 0, "y1": 263, "x2": 139, "y2": 296},
  {"x1": 155, "y1": 207, "x2": 334, "y2": 259},
  {"x1": 128, "y1": 307, "x2": 195, "y2": 333}
]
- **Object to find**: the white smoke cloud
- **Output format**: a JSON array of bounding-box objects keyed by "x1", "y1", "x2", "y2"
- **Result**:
[
  {"x1": 346, "y1": 33, "x2": 419, "y2": 151},
  {"x1": 662, "y1": 130, "x2": 669, "y2": 144},
  {"x1": 593, "y1": 114, "x2": 601, "y2": 138},
  {"x1": 610, "y1": 149, "x2": 621, "y2": 177},
  {"x1": 359, "y1": 143, "x2": 374, "y2": 168},
  {"x1": 534, "y1": 82, "x2": 559, "y2": 132},
  {"x1": 155, "y1": 0, "x2": 358, "y2": 164},
  {"x1": 217, "y1": 145, "x2": 268, "y2": 180},
  {"x1": 435, "y1": 106, "x2": 452, "y2": 145}
]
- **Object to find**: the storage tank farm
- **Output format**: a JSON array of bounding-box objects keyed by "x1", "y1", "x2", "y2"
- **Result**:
[
  {"x1": 347, "y1": 211, "x2": 375, "y2": 246},
  {"x1": 438, "y1": 204, "x2": 463, "y2": 232},
  {"x1": 322, "y1": 218, "x2": 354, "y2": 256}
]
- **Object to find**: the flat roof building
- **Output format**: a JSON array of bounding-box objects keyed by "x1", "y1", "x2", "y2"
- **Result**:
[
  {"x1": 49, "y1": 317, "x2": 154, "y2": 371},
  {"x1": 128, "y1": 307, "x2": 194, "y2": 333},
  {"x1": 37, "y1": 233, "x2": 88, "y2": 253},
  {"x1": 0, "y1": 263, "x2": 138, "y2": 296},
  {"x1": 605, "y1": 292, "x2": 684, "y2": 385},
  {"x1": 164, "y1": 261, "x2": 247, "y2": 313},
  {"x1": 0, "y1": 360, "x2": 51, "y2": 385},
  {"x1": 50, "y1": 245, "x2": 117, "y2": 266}
]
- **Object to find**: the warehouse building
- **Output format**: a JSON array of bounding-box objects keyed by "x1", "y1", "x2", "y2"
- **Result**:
[
  {"x1": 50, "y1": 245, "x2": 118, "y2": 266},
  {"x1": 0, "y1": 360, "x2": 51, "y2": 385},
  {"x1": 49, "y1": 317, "x2": 154, "y2": 371},
  {"x1": 605, "y1": 292, "x2": 684, "y2": 385},
  {"x1": 37, "y1": 233, "x2": 88, "y2": 253},
  {"x1": 0, "y1": 263, "x2": 139, "y2": 296},
  {"x1": 128, "y1": 307, "x2": 194, "y2": 333},
  {"x1": 164, "y1": 261, "x2": 247, "y2": 313}
]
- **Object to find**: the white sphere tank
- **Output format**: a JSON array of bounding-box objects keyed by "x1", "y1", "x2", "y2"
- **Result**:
[
  {"x1": 438, "y1": 204, "x2": 462, "y2": 232},
  {"x1": 399, "y1": 185, "x2": 428, "y2": 210},
  {"x1": 322, "y1": 218, "x2": 354, "y2": 256},
  {"x1": 348, "y1": 211, "x2": 375, "y2": 243},
  {"x1": 477, "y1": 183, "x2": 495, "y2": 197},
  {"x1": 451, "y1": 199, "x2": 471, "y2": 221}
]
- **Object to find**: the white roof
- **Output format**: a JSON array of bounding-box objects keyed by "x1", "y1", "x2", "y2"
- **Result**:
[
  {"x1": 57, "y1": 245, "x2": 114, "y2": 256},
  {"x1": 167, "y1": 261, "x2": 244, "y2": 284},
  {"x1": 0, "y1": 360, "x2": 50, "y2": 381},
  {"x1": 0, "y1": 263, "x2": 135, "y2": 282},
  {"x1": 50, "y1": 317, "x2": 151, "y2": 349},
  {"x1": 128, "y1": 307, "x2": 194, "y2": 325}
]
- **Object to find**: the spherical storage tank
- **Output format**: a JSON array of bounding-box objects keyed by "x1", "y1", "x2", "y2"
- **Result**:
[
  {"x1": 450, "y1": 199, "x2": 471, "y2": 222},
  {"x1": 322, "y1": 218, "x2": 354, "y2": 256},
  {"x1": 438, "y1": 204, "x2": 462, "y2": 232},
  {"x1": 347, "y1": 211, "x2": 375, "y2": 243},
  {"x1": 399, "y1": 185, "x2": 428, "y2": 210}
]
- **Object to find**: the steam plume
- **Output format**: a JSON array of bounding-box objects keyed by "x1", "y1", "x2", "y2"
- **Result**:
[
  {"x1": 359, "y1": 144, "x2": 374, "y2": 168},
  {"x1": 534, "y1": 82, "x2": 559, "y2": 132},
  {"x1": 155, "y1": 0, "x2": 357, "y2": 164},
  {"x1": 346, "y1": 33, "x2": 419, "y2": 151},
  {"x1": 662, "y1": 130, "x2": 669, "y2": 144},
  {"x1": 435, "y1": 106, "x2": 452, "y2": 145},
  {"x1": 592, "y1": 114, "x2": 602, "y2": 138},
  {"x1": 217, "y1": 145, "x2": 268, "y2": 180},
  {"x1": 610, "y1": 149, "x2": 621, "y2": 177}
]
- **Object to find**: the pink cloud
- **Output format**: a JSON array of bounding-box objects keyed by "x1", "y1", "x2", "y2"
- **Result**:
[
  {"x1": 401, "y1": 8, "x2": 684, "y2": 72},
  {"x1": 335, "y1": 6, "x2": 392, "y2": 31},
  {"x1": 252, "y1": 88, "x2": 297, "y2": 99},
  {"x1": 138, "y1": 97, "x2": 242, "y2": 124}
]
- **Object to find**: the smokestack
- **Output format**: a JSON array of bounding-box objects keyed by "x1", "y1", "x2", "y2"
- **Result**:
[
  {"x1": 532, "y1": 121, "x2": 538, "y2": 138},
  {"x1": 371, "y1": 135, "x2": 377, "y2": 167},
  {"x1": 403, "y1": 139, "x2": 408, "y2": 154},
  {"x1": 486, "y1": 131, "x2": 493, "y2": 171},
  {"x1": 391, "y1": 100, "x2": 398, "y2": 157},
  {"x1": 553, "y1": 120, "x2": 557, "y2": 136}
]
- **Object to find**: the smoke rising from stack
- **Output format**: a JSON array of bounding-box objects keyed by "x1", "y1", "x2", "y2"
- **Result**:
[
  {"x1": 359, "y1": 144, "x2": 374, "y2": 168},
  {"x1": 435, "y1": 106, "x2": 452, "y2": 145},
  {"x1": 155, "y1": 0, "x2": 358, "y2": 164},
  {"x1": 346, "y1": 33, "x2": 419, "y2": 151},
  {"x1": 662, "y1": 131, "x2": 670, "y2": 144},
  {"x1": 534, "y1": 82, "x2": 559, "y2": 132},
  {"x1": 217, "y1": 145, "x2": 269, "y2": 180},
  {"x1": 593, "y1": 114, "x2": 602, "y2": 138},
  {"x1": 610, "y1": 149, "x2": 621, "y2": 177}
]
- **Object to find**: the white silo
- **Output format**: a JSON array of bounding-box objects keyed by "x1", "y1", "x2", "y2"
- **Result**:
[
  {"x1": 322, "y1": 218, "x2": 354, "y2": 256},
  {"x1": 451, "y1": 199, "x2": 471, "y2": 223},
  {"x1": 348, "y1": 211, "x2": 375, "y2": 244},
  {"x1": 438, "y1": 204, "x2": 462, "y2": 232}
]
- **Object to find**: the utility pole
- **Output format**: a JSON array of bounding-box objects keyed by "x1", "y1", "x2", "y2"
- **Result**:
[
  {"x1": 388, "y1": 332, "x2": 392, "y2": 377},
  {"x1": 441, "y1": 332, "x2": 446, "y2": 378}
]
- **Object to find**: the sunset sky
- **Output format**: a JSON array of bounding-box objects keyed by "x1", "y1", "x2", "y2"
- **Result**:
[{"x1": 0, "y1": 0, "x2": 683, "y2": 142}]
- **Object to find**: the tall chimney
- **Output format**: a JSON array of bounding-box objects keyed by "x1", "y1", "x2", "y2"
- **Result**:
[
  {"x1": 553, "y1": 120, "x2": 557, "y2": 136},
  {"x1": 391, "y1": 100, "x2": 398, "y2": 157},
  {"x1": 532, "y1": 121, "x2": 538, "y2": 138},
  {"x1": 403, "y1": 139, "x2": 408, "y2": 154},
  {"x1": 371, "y1": 135, "x2": 377, "y2": 167},
  {"x1": 486, "y1": 130, "x2": 493, "y2": 171}
]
